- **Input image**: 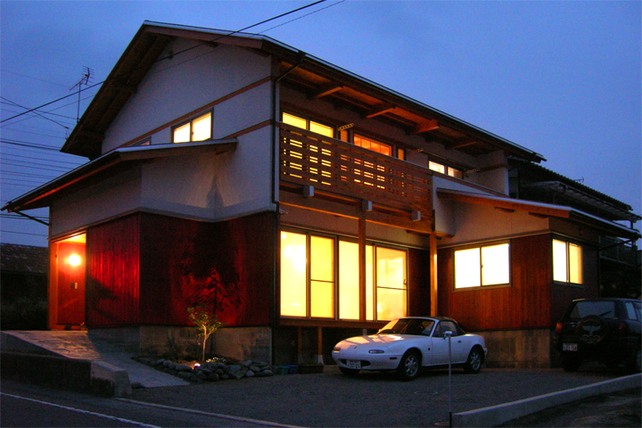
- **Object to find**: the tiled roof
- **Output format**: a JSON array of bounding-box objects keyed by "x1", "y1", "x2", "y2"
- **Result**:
[{"x1": 1, "y1": 243, "x2": 48, "y2": 274}]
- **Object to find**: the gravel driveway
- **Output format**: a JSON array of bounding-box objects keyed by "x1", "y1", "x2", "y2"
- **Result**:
[{"x1": 130, "y1": 365, "x2": 628, "y2": 427}]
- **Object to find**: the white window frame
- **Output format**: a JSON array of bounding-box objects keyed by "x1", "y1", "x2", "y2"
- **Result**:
[
  {"x1": 552, "y1": 239, "x2": 583, "y2": 284},
  {"x1": 454, "y1": 242, "x2": 511, "y2": 290},
  {"x1": 172, "y1": 111, "x2": 212, "y2": 143}
]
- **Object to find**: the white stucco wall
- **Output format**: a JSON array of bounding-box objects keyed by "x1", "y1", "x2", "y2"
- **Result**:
[
  {"x1": 103, "y1": 39, "x2": 272, "y2": 151},
  {"x1": 77, "y1": 38, "x2": 277, "y2": 226},
  {"x1": 49, "y1": 167, "x2": 142, "y2": 238}
]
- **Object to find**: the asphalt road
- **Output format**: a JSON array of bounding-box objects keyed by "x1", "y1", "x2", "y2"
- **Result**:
[
  {"x1": 2, "y1": 367, "x2": 639, "y2": 427},
  {"x1": 0, "y1": 379, "x2": 294, "y2": 428}
]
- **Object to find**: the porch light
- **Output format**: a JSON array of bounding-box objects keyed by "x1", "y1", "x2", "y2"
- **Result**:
[{"x1": 68, "y1": 254, "x2": 82, "y2": 266}]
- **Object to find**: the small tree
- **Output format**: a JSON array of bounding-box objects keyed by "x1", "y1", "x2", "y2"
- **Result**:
[{"x1": 187, "y1": 306, "x2": 225, "y2": 361}]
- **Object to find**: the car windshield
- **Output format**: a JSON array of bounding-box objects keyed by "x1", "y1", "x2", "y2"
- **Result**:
[
  {"x1": 378, "y1": 318, "x2": 434, "y2": 336},
  {"x1": 570, "y1": 301, "x2": 617, "y2": 319}
]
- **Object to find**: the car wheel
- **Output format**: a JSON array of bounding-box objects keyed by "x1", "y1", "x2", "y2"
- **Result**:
[
  {"x1": 464, "y1": 347, "x2": 484, "y2": 374},
  {"x1": 561, "y1": 353, "x2": 581, "y2": 372},
  {"x1": 625, "y1": 347, "x2": 641, "y2": 373},
  {"x1": 397, "y1": 350, "x2": 421, "y2": 381},
  {"x1": 575, "y1": 315, "x2": 611, "y2": 347},
  {"x1": 339, "y1": 367, "x2": 360, "y2": 376}
]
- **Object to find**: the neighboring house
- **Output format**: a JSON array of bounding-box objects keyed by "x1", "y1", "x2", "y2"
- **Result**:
[
  {"x1": 3, "y1": 22, "x2": 640, "y2": 367},
  {"x1": 1, "y1": 243, "x2": 49, "y2": 330}
]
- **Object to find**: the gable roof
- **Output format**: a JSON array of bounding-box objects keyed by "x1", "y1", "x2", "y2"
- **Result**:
[
  {"x1": 2, "y1": 139, "x2": 237, "y2": 213},
  {"x1": 62, "y1": 21, "x2": 545, "y2": 163}
]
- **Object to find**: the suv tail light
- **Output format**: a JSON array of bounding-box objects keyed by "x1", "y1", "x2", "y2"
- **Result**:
[
  {"x1": 616, "y1": 322, "x2": 628, "y2": 335},
  {"x1": 555, "y1": 322, "x2": 563, "y2": 334}
]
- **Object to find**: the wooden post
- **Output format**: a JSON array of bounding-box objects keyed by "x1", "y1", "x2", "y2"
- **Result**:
[
  {"x1": 430, "y1": 234, "x2": 438, "y2": 316},
  {"x1": 297, "y1": 326, "x2": 303, "y2": 364},
  {"x1": 316, "y1": 326, "x2": 324, "y2": 365},
  {"x1": 358, "y1": 216, "x2": 367, "y2": 321}
]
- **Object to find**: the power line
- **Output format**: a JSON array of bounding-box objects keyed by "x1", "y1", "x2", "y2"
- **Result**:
[
  {"x1": 0, "y1": 80, "x2": 103, "y2": 124},
  {"x1": 1, "y1": 69, "x2": 69, "y2": 88},
  {"x1": 0, "y1": 138, "x2": 62, "y2": 151},
  {"x1": 0, "y1": 1, "x2": 332, "y2": 126},
  {"x1": 2, "y1": 152, "x2": 84, "y2": 167},
  {"x1": 0, "y1": 230, "x2": 49, "y2": 238}
]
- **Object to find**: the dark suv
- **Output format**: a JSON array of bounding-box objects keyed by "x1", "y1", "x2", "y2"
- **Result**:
[{"x1": 553, "y1": 298, "x2": 641, "y2": 372}]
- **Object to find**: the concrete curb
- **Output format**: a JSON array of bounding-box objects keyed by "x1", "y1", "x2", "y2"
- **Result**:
[
  {"x1": 90, "y1": 361, "x2": 133, "y2": 397},
  {"x1": 452, "y1": 373, "x2": 642, "y2": 427}
]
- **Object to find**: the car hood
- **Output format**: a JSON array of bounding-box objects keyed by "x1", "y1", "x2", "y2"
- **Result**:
[{"x1": 335, "y1": 334, "x2": 427, "y2": 351}]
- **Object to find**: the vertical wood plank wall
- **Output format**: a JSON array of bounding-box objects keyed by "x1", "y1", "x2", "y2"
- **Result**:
[
  {"x1": 86, "y1": 215, "x2": 141, "y2": 327},
  {"x1": 437, "y1": 234, "x2": 553, "y2": 331},
  {"x1": 139, "y1": 211, "x2": 275, "y2": 327}
]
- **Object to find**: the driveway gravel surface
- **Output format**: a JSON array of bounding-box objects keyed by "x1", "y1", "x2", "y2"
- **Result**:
[{"x1": 129, "y1": 365, "x2": 637, "y2": 427}]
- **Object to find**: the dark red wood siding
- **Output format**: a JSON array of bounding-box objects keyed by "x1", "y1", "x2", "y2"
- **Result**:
[
  {"x1": 86, "y1": 215, "x2": 140, "y2": 327},
  {"x1": 408, "y1": 248, "x2": 431, "y2": 316},
  {"x1": 139, "y1": 212, "x2": 275, "y2": 327},
  {"x1": 438, "y1": 234, "x2": 552, "y2": 331}
]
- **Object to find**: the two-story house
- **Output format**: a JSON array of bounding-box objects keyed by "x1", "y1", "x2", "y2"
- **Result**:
[{"x1": 4, "y1": 22, "x2": 639, "y2": 367}]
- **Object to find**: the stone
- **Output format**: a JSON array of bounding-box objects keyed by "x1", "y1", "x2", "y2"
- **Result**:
[
  {"x1": 207, "y1": 373, "x2": 220, "y2": 381},
  {"x1": 153, "y1": 359, "x2": 166, "y2": 366},
  {"x1": 221, "y1": 374, "x2": 230, "y2": 380},
  {"x1": 174, "y1": 364, "x2": 192, "y2": 372},
  {"x1": 196, "y1": 371, "x2": 208, "y2": 380},
  {"x1": 255, "y1": 370, "x2": 273, "y2": 377},
  {"x1": 138, "y1": 357, "x2": 153, "y2": 365},
  {"x1": 162, "y1": 361, "x2": 171, "y2": 367},
  {"x1": 249, "y1": 365, "x2": 262, "y2": 373},
  {"x1": 241, "y1": 360, "x2": 253, "y2": 367},
  {"x1": 168, "y1": 363, "x2": 177, "y2": 370},
  {"x1": 245, "y1": 370, "x2": 255, "y2": 378},
  {"x1": 177, "y1": 371, "x2": 195, "y2": 380},
  {"x1": 228, "y1": 365, "x2": 241, "y2": 374},
  {"x1": 231, "y1": 370, "x2": 245, "y2": 380}
]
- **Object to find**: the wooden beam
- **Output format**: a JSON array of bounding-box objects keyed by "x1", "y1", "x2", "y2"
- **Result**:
[
  {"x1": 364, "y1": 103, "x2": 396, "y2": 119},
  {"x1": 412, "y1": 119, "x2": 439, "y2": 135},
  {"x1": 311, "y1": 83, "x2": 343, "y2": 99},
  {"x1": 449, "y1": 140, "x2": 478, "y2": 150}
]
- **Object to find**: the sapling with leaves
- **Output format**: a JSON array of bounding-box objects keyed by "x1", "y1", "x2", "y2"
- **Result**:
[{"x1": 187, "y1": 305, "x2": 225, "y2": 362}]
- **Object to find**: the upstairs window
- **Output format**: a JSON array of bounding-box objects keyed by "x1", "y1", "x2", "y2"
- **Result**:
[
  {"x1": 173, "y1": 111, "x2": 212, "y2": 143},
  {"x1": 553, "y1": 240, "x2": 583, "y2": 284},
  {"x1": 282, "y1": 112, "x2": 333, "y2": 138},
  {"x1": 354, "y1": 134, "x2": 392, "y2": 157},
  {"x1": 454, "y1": 243, "x2": 510, "y2": 289},
  {"x1": 429, "y1": 160, "x2": 463, "y2": 179}
]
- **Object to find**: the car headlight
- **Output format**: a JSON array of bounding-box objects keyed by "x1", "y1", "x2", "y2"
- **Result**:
[{"x1": 368, "y1": 349, "x2": 385, "y2": 354}]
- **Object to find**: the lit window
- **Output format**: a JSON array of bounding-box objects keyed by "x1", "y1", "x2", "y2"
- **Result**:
[
  {"x1": 173, "y1": 112, "x2": 212, "y2": 143},
  {"x1": 280, "y1": 232, "x2": 307, "y2": 317},
  {"x1": 429, "y1": 161, "x2": 446, "y2": 174},
  {"x1": 553, "y1": 240, "x2": 583, "y2": 284},
  {"x1": 375, "y1": 247, "x2": 407, "y2": 320},
  {"x1": 283, "y1": 112, "x2": 333, "y2": 137},
  {"x1": 338, "y1": 241, "x2": 360, "y2": 320},
  {"x1": 310, "y1": 236, "x2": 334, "y2": 318},
  {"x1": 454, "y1": 243, "x2": 510, "y2": 289},
  {"x1": 281, "y1": 231, "x2": 407, "y2": 322},
  {"x1": 448, "y1": 167, "x2": 463, "y2": 179},
  {"x1": 354, "y1": 135, "x2": 392, "y2": 157}
]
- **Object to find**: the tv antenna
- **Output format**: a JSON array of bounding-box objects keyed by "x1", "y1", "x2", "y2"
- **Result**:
[{"x1": 70, "y1": 66, "x2": 94, "y2": 122}]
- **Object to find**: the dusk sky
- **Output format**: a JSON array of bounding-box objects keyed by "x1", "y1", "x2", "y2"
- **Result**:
[{"x1": 1, "y1": 1, "x2": 640, "y2": 247}]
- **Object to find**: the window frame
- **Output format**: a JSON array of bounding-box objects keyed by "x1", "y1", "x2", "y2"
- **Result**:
[
  {"x1": 453, "y1": 241, "x2": 511, "y2": 291},
  {"x1": 172, "y1": 110, "x2": 213, "y2": 143},
  {"x1": 279, "y1": 228, "x2": 409, "y2": 322},
  {"x1": 552, "y1": 239, "x2": 583, "y2": 285}
]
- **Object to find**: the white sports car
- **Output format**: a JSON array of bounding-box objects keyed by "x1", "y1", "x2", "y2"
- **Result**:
[{"x1": 332, "y1": 317, "x2": 487, "y2": 380}]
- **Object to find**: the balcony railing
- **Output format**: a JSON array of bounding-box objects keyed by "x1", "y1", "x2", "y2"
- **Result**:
[{"x1": 279, "y1": 123, "x2": 432, "y2": 214}]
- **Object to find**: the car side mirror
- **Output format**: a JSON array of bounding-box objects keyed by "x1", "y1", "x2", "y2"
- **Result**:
[{"x1": 444, "y1": 331, "x2": 452, "y2": 340}]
